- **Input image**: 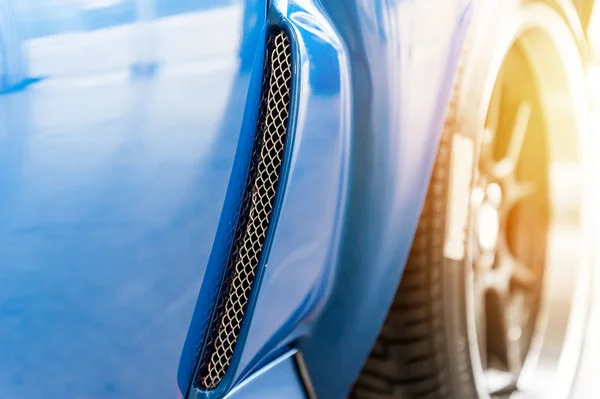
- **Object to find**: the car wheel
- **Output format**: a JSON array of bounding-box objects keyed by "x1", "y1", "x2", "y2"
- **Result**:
[{"x1": 351, "y1": 0, "x2": 594, "y2": 398}]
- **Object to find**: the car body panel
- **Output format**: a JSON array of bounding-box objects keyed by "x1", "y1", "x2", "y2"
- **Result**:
[
  {"x1": 223, "y1": 351, "x2": 306, "y2": 399},
  {"x1": 299, "y1": 1, "x2": 473, "y2": 397},
  {"x1": 0, "y1": 0, "x2": 472, "y2": 398},
  {"x1": 228, "y1": 0, "x2": 352, "y2": 385},
  {"x1": 181, "y1": 0, "x2": 352, "y2": 395},
  {"x1": 0, "y1": 1, "x2": 252, "y2": 398}
]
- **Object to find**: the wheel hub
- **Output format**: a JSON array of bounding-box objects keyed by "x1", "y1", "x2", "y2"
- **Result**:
[{"x1": 473, "y1": 183, "x2": 502, "y2": 254}]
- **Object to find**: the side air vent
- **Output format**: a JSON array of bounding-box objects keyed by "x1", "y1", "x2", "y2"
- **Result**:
[{"x1": 197, "y1": 29, "x2": 293, "y2": 390}]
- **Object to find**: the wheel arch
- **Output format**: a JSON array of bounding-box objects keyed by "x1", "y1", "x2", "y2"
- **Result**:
[{"x1": 298, "y1": 0, "x2": 475, "y2": 397}]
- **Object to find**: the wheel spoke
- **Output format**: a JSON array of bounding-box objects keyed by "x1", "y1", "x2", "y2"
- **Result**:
[
  {"x1": 506, "y1": 101, "x2": 532, "y2": 168},
  {"x1": 504, "y1": 293, "x2": 526, "y2": 374},
  {"x1": 504, "y1": 178, "x2": 536, "y2": 211},
  {"x1": 486, "y1": 68, "x2": 504, "y2": 132},
  {"x1": 493, "y1": 101, "x2": 532, "y2": 180},
  {"x1": 484, "y1": 270, "x2": 525, "y2": 377},
  {"x1": 479, "y1": 128, "x2": 496, "y2": 180},
  {"x1": 510, "y1": 258, "x2": 537, "y2": 288},
  {"x1": 497, "y1": 244, "x2": 538, "y2": 289}
]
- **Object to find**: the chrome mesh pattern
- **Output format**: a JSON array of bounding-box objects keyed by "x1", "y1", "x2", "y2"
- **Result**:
[{"x1": 197, "y1": 30, "x2": 292, "y2": 390}]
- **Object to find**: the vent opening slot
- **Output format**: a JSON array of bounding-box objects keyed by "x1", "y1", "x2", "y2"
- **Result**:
[{"x1": 196, "y1": 29, "x2": 293, "y2": 391}]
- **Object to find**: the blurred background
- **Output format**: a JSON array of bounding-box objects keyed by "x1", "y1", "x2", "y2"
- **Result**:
[{"x1": 572, "y1": 5, "x2": 600, "y2": 397}]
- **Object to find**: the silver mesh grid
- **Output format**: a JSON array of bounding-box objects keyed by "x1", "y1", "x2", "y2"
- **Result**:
[{"x1": 197, "y1": 30, "x2": 292, "y2": 390}]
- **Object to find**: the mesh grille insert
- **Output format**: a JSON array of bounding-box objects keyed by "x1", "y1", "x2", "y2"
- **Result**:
[{"x1": 197, "y1": 29, "x2": 293, "y2": 391}]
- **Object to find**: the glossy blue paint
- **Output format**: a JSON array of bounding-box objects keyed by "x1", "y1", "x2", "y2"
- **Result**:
[
  {"x1": 185, "y1": 0, "x2": 351, "y2": 396},
  {"x1": 0, "y1": 1, "x2": 258, "y2": 398},
  {"x1": 299, "y1": 0, "x2": 473, "y2": 397},
  {"x1": 229, "y1": 0, "x2": 352, "y2": 384},
  {"x1": 224, "y1": 351, "x2": 306, "y2": 399},
  {"x1": 177, "y1": 2, "x2": 267, "y2": 395},
  {"x1": 0, "y1": 0, "x2": 475, "y2": 398}
]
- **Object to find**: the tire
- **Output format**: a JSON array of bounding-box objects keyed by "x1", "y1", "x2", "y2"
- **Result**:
[{"x1": 350, "y1": 0, "x2": 594, "y2": 398}]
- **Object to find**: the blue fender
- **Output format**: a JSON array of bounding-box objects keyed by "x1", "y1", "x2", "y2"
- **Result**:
[{"x1": 299, "y1": 0, "x2": 473, "y2": 397}]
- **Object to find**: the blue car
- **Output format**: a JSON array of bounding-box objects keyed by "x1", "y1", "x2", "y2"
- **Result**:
[{"x1": 0, "y1": 0, "x2": 596, "y2": 398}]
